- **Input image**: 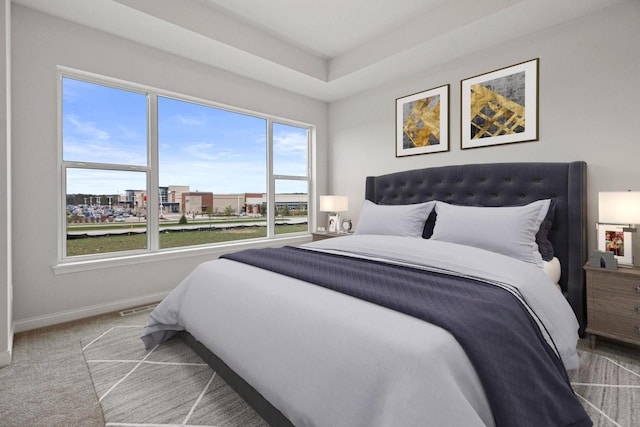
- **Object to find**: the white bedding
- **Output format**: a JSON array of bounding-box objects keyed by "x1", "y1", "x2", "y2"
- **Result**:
[{"x1": 142, "y1": 235, "x2": 580, "y2": 427}]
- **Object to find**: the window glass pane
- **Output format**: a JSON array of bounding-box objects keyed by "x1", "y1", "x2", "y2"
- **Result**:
[
  {"x1": 66, "y1": 168, "x2": 147, "y2": 256},
  {"x1": 158, "y1": 97, "x2": 268, "y2": 248},
  {"x1": 62, "y1": 77, "x2": 148, "y2": 165},
  {"x1": 273, "y1": 123, "x2": 308, "y2": 176},
  {"x1": 275, "y1": 179, "x2": 308, "y2": 235}
]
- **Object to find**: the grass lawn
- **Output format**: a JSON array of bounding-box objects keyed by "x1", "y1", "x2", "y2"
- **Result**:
[{"x1": 66, "y1": 224, "x2": 308, "y2": 256}]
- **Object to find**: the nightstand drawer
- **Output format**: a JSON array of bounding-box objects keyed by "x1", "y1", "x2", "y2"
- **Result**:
[
  {"x1": 587, "y1": 311, "x2": 640, "y2": 344},
  {"x1": 587, "y1": 271, "x2": 640, "y2": 298},
  {"x1": 589, "y1": 290, "x2": 640, "y2": 317}
]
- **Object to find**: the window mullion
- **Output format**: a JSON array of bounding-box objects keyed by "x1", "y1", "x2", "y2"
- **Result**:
[
  {"x1": 62, "y1": 161, "x2": 148, "y2": 173},
  {"x1": 273, "y1": 175, "x2": 308, "y2": 181},
  {"x1": 148, "y1": 93, "x2": 159, "y2": 251},
  {"x1": 267, "y1": 119, "x2": 275, "y2": 238}
]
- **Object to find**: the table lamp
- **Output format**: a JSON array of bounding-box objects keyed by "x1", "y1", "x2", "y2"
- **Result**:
[
  {"x1": 599, "y1": 191, "x2": 640, "y2": 233},
  {"x1": 319, "y1": 195, "x2": 348, "y2": 233}
]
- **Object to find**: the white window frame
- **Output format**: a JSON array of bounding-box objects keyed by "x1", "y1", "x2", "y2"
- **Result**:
[{"x1": 56, "y1": 67, "x2": 314, "y2": 273}]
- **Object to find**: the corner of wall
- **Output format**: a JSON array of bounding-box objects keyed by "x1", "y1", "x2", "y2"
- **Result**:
[{"x1": 0, "y1": 0, "x2": 12, "y2": 368}]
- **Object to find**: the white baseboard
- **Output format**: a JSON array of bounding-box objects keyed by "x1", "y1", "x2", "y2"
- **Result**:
[
  {"x1": 0, "y1": 348, "x2": 11, "y2": 368},
  {"x1": 13, "y1": 291, "x2": 169, "y2": 333},
  {"x1": 0, "y1": 324, "x2": 14, "y2": 368}
]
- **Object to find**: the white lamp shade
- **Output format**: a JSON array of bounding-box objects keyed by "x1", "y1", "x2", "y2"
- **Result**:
[
  {"x1": 319, "y1": 195, "x2": 348, "y2": 212},
  {"x1": 598, "y1": 191, "x2": 640, "y2": 224}
]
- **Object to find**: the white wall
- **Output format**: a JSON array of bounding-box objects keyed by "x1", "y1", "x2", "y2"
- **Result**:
[
  {"x1": 6, "y1": 1, "x2": 640, "y2": 334},
  {"x1": 10, "y1": 5, "x2": 328, "y2": 330},
  {"x1": 328, "y1": 0, "x2": 640, "y2": 253},
  {"x1": 0, "y1": 0, "x2": 12, "y2": 367}
]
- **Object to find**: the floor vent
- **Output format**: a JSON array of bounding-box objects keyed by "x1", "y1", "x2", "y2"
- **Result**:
[{"x1": 119, "y1": 303, "x2": 158, "y2": 317}]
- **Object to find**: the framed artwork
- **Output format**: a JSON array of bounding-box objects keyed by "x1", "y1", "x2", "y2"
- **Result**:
[
  {"x1": 328, "y1": 215, "x2": 338, "y2": 233},
  {"x1": 598, "y1": 223, "x2": 633, "y2": 265},
  {"x1": 461, "y1": 58, "x2": 539, "y2": 149},
  {"x1": 396, "y1": 84, "x2": 449, "y2": 157}
]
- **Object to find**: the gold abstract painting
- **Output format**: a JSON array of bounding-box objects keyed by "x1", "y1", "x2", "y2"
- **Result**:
[
  {"x1": 396, "y1": 84, "x2": 449, "y2": 157},
  {"x1": 461, "y1": 59, "x2": 538, "y2": 149},
  {"x1": 403, "y1": 95, "x2": 441, "y2": 147},
  {"x1": 470, "y1": 72, "x2": 525, "y2": 139}
]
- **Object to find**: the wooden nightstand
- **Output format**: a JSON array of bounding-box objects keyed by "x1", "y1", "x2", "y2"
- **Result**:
[
  {"x1": 311, "y1": 232, "x2": 348, "y2": 241},
  {"x1": 584, "y1": 264, "x2": 640, "y2": 349}
]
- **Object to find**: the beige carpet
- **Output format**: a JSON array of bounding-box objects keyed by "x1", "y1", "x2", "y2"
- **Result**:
[{"x1": 81, "y1": 322, "x2": 640, "y2": 427}]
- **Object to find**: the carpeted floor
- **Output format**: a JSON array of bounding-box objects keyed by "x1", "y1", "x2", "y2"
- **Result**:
[
  {"x1": 81, "y1": 325, "x2": 267, "y2": 426},
  {"x1": 82, "y1": 324, "x2": 640, "y2": 427},
  {"x1": 0, "y1": 310, "x2": 153, "y2": 427},
  {"x1": 1, "y1": 308, "x2": 639, "y2": 426},
  {"x1": 570, "y1": 347, "x2": 640, "y2": 426}
]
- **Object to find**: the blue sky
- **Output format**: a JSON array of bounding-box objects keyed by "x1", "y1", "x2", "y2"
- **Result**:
[{"x1": 63, "y1": 77, "x2": 308, "y2": 196}]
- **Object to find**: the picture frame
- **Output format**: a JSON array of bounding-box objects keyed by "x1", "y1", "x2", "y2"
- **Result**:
[
  {"x1": 396, "y1": 84, "x2": 449, "y2": 157},
  {"x1": 597, "y1": 223, "x2": 633, "y2": 265},
  {"x1": 461, "y1": 58, "x2": 539, "y2": 149},
  {"x1": 327, "y1": 215, "x2": 338, "y2": 233}
]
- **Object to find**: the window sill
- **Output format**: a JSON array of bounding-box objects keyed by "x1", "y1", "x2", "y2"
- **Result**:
[{"x1": 53, "y1": 234, "x2": 312, "y2": 275}]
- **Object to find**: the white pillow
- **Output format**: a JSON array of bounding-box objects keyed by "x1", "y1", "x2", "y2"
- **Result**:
[
  {"x1": 430, "y1": 199, "x2": 551, "y2": 266},
  {"x1": 542, "y1": 257, "x2": 561, "y2": 285},
  {"x1": 354, "y1": 200, "x2": 435, "y2": 237}
]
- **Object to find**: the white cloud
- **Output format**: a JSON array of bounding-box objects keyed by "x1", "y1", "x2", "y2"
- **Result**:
[
  {"x1": 183, "y1": 142, "x2": 233, "y2": 161},
  {"x1": 64, "y1": 114, "x2": 147, "y2": 165},
  {"x1": 174, "y1": 114, "x2": 206, "y2": 126},
  {"x1": 67, "y1": 114, "x2": 111, "y2": 140},
  {"x1": 274, "y1": 131, "x2": 306, "y2": 156}
]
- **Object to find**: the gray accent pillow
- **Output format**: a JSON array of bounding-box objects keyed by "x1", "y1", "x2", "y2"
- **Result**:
[
  {"x1": 536, "y1": 198, "x2": 556, "y2": 261},
  {"x1": 354, "y1": 200, "x2": 435, "y2": 237},
  {"x1": 430, "y1": 199, "x2": 551, "y2": 266}
]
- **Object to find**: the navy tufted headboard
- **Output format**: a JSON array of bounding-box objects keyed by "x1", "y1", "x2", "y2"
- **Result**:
[{"x1": 365, "y1": 161, "x2": 587, "y2": 333}]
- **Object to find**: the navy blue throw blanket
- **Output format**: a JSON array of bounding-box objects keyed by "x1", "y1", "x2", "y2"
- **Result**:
[{"x1": 222, "y1": 246, "x2": 591, "y2": 427}]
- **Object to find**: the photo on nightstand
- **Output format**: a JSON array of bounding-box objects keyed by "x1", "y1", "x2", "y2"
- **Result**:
[
  {"x1": 597, "y1": 223, "x2": 633, "y2": 265},
  {"x1": 328, "y1": 215, "x2": 338, "y2": 233}
]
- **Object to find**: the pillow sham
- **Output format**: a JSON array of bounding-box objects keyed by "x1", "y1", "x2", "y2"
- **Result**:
[
  {"x1": 423, "y1": 199, "x2": 557, "y2": 260},
  {"x1": 354, "y1": 200, "x2": 435, "y2": 237},
  {"x1": 536, "y1": 198, "x2": 556, "y2": 261},
  {"x1": 430, "y1": 199, "x2": 551, "y2": 266}
]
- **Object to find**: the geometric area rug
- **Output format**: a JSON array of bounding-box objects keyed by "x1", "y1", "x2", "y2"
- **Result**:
[
  {"x1": 82, "y1": 324, "x2": 639, "y2": 427},
  {"x1": 567, "y1": 347, "x2": 640, "y2": 427},
  {"x1": 81, "y1": 325, "x2": 268, "y2": 427}
]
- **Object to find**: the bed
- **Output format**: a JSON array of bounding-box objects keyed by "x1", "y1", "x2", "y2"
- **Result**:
[{"x1": 142, "y1": 161, "x2": 590, "y2": 427}]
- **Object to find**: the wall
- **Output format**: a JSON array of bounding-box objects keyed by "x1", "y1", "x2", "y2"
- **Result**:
[
  {"x1": 328, "y1": 0, "x2": 640, "y2": 253},
  {"x1": 0, "y1": 0, "x2": 11, "y2": 367},
  {"x1": 10, "y1": 5, "x2": 327, "y2": 330}
]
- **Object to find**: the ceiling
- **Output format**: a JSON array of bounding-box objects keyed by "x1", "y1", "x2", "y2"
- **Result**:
[{"x1": 13, "y1": 0, "x2": 624, "y2": 102}]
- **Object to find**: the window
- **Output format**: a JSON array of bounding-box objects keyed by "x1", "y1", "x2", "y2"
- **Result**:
[
  {"x1": 60, "y1": 71, "x2": 311, "y2": 260},
  {"x1": 273, "y1": 123, "x2": 309, "y2": 235}
]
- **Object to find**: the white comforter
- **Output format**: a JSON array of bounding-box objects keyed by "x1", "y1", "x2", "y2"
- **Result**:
[{"x1": 142, "y1": 235, "x2": 580, "y2": 427}]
